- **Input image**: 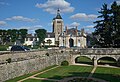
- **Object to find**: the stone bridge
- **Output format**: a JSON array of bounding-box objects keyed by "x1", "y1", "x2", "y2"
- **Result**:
[
  {"x1": 0, "y1": 48, "x2": 120, "y2": 81},
  {"x1": 69, "y1": 48, "x2": 120, "y2": 66}
]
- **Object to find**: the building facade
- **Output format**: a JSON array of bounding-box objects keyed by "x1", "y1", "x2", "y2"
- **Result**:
[
  {"x1": 43, "y1": 9, "x2": 87, "y2": 48},
  {"x1": 24, "y1": 34, "x2": 39, "y2": 46}
]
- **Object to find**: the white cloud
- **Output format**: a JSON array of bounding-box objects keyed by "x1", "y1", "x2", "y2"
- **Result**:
[
  {"x1": 35, "y1": 0, "x2": 74, "y2": 14},
  {"x1": 116, "y1": 0, "x2": 120, "y2": 5},
  {"x1": 84, "y1": 25, "x2": 95, "y2": 28},
  {"x1": 69, "y1": 22, "x2": 80, "y2": 27},
  {"x1": 0, "y1": 21, "x2": 7, "y2": 26},
  {"x1": 6, "y1": 16, "x2": 36, "y2": 22},
  {"x1": 0, "y1": 2, "x2": 10, "y2": 6},
  {"x1": 14, "y1": 25, "x2": 43, "y2": 33},
  {"x1": 70, "y1": 13, "x2": 98, "y2": 21}
]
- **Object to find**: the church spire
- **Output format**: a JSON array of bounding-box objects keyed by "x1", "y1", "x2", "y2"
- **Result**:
[{"x1": 55, "y1": 9, "x2": 62, "y2": 19}]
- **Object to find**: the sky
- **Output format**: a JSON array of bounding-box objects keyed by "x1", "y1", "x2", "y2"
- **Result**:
[{"x1": 0, "y1": 0, "x2": 119, "y2": 34}]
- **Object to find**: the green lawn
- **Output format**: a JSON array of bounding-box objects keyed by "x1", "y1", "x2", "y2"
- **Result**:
[
  {"x1": 93, "y1": 67, "x2": 120, "y2": 82},
  {"x1": 5, "y1": 65, "x2": 57, "y2": 82},
  {"x1": 5, "y1": 65, "x2": 120, "y2": 82},
  {"x1": 35, "y1": 65, "x2": 93, "y2": 80},
  {"x1": 75, "y1": 56, "x2": 93, "y2": 65},
  {"x1": 23, "y1": 79, "x2": 54, "y2": 82}
]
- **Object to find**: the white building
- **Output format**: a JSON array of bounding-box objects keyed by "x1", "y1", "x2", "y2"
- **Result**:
[
  {"x1": 43, "y1": 9, "x2": 87, "y2": 48},
  {"x1": 24, "y1": 34, "x2": 39, "y2": 46}
]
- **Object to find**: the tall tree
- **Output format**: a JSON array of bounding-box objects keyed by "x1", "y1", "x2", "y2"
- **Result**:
[
  {"x1": 19, "y1": 29, "x2": 28, "y2": 43},
  {"x1": 93, "y1": 3, "x2": 112, "y2": 47},
  {"x1": 111, "y1": 1, "x2": 120, "y2": 47},
  {"x1": 35, "y1": 29, "x2": 46, "y2": 46}
]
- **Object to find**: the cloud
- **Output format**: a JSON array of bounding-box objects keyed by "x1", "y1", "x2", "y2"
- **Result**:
[
  {"x1": 0, "y1": 21, "x2": 7, "y2": 26},
  {"x1": 6, "y1": 16, "x2": 36, "y2": 22},
  {"x1": 35, "y1": 0, "x2": 74, "y2": 14},
  {"x1": 14, "y1": 25, "x2": 43, "y2": 33},
  {"x1": 0, "y1": 2, "x2": 10, "y2": 6},
  {"x1": 69, "y1": 22, "x2": 80, "y2": 27},
  {"x1": 70, "y1": 13, "x2": 98, "y2": 21},
  {"x1": 116, "y1": 0, "x2": 120, "y2": 5},
  {"x1": 84, "y1": 25, "x2": 95, "y2": 28}
]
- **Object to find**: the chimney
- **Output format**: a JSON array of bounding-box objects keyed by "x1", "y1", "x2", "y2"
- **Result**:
[
  {"x1": 65, "y1": 26, "x2": 68, "y2": 34},
  {"x1": 76, "y1": 26, "x2": 78, "y2": 36}
]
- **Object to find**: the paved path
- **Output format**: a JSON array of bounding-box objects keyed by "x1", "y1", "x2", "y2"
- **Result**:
[
  {"x1": 88, "y1": 66, "x2": 97, "y2": 78},
  {"x1": 17, "y1": 66, "x2": 59, "y2": 82}
]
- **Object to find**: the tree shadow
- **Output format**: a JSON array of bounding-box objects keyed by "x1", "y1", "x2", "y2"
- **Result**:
[{"x1": 40, "y1": 72, "x2": 120, "y2": 82}]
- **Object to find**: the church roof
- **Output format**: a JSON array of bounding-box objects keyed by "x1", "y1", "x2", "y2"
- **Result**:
[{"x1": 53, "y1": 9, "x2": 62, "y2": 20}]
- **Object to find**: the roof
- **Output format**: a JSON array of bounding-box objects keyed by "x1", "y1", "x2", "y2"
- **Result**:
[
  {"x1": 53, "y1": 9, "x2": 62, "y2": 20},
  {"x1": 46, "y1": 32, "x2": 55, "y2": 38},
  {"x1": 26, "y1": 34, "x2": 37, "y2": 38}
]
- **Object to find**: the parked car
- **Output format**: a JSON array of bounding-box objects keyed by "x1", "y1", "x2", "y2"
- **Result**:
[{"x1": 11, "y1": 45, "x2": 30, "y2": 51}]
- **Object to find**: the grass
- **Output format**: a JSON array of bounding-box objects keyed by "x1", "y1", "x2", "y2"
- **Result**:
[
  {"x1": 75, "y1": 56, "x2": 93, "y2": 65},
  {"x1": 35, "y1": 65, "x2": 93, "y2": 80},
  {"x1": 5, "y1": 65, "x2": 57, "y2": 82},
  {"x1": 93, "y1": 67, "x2": 120, "y2": 82},
  {"x1": 5, "y1": 65, "x2": 120, "y2": 82},
  {"x1": 23, "y1": 79, "x2": 54, "y2": 82}
]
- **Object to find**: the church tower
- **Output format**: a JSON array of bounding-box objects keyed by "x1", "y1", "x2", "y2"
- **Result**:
[{"x1": 53, "y1": 9, "x2": 64, "y2": 43}]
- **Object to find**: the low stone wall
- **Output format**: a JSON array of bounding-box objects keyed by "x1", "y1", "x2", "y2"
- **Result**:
[{"x1": 0, "y1": 50, "x2": 71, "y2": 82}]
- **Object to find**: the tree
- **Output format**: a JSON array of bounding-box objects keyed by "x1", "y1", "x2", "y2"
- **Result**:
[
  {"x1": 93, "y1": 3, "x2": 112, "y2": 47},
  {"x1": 19, "y1": 29, "x2": 28, "y2": 43},
  {"x1": 47, "y1": 39, "x2": 52, "y2": 47},
  {"x1": 35, "y1": 29, "x2": 46, "y2": 46},
  {"x1": 93, "y1": 1, "x2": 120, "y2": 48},
  {"x1": 111, "y1": 1, "x2": 120, "y2": 47}
]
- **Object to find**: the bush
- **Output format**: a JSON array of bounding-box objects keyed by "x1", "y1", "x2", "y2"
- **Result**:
[
  {"x1": 6, "y1": 58, "x2": 12, "y2": 63},
  {"x1": 45, "y1": 53, "x2": 49, "y2": 56},
  {"x1": 0, "y1": 45, "x2": 8, "y2": 51},
  {"x1": 61, "y1": 60, "x2": 69, "y2": 66}
]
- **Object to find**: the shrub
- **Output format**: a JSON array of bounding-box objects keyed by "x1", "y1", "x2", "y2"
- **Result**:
[
  {"x1": 61, "y1": 60, "x2": 69, "y2": 66},
  {"x1": 45, "y1": 53, "x2": 49, "y2": 56},
  {"x1": 0, "y1": 45, "x2": 7, "y2": 51},
  {"x1": 6, "y1": 58, "x2": 12, "y2": 63}
]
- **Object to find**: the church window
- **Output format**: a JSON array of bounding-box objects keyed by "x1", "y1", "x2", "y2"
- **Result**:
[
  {"x1": 78, "y1": 39, "x2": 80, "y2": 43},
  {"x1": 57, "y1": 21, "x2": 61, "y2": 23}
]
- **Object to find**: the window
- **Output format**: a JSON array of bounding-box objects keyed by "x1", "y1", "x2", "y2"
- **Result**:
[{"x1": 30, "y1": 38, "x2": 33, "y2": 41}]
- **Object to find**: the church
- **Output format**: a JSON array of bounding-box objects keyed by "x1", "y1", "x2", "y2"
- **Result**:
[{"x1": 45, "y1": 9, "x2": 87, "y2": 48}]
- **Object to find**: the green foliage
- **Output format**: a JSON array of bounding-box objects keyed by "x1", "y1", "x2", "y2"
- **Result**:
[
  {"x1": 0, "y1": 45, "x2": 7, "y2": 51},
  {"x1": 35, "y1": 29, "x2": 46, "y2": 45},
  {"x1": 0, "y1": 29, "x2": 28, "y2": 45},
  {"x1": 93, "y1": 1, "x2": 120, "y2": 48},
  {"x1": 45, "y1": 53, "x2": 49, "y2": 56},
  {"x1": 46, "y1": 39, "x2": 52, "y2": 46},
  {"x1": 6, "y1": 58, "x2": 12, "y2": 63},
  {"x1": 61, "y1": 60, "x2": 69, "y2": 66},
  {"x1": 19, "y1": 29, "x2": 28, "y2": 43}
]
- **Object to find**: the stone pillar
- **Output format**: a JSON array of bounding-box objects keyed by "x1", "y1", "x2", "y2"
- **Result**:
[{"x1": 93, "y1": 56, "x2": 97, "y2": 67}]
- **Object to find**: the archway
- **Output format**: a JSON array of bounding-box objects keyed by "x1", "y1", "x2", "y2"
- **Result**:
[
  {"x1": 69, "y1": 38, "x2": 74, "y2": 47},
  {"x1": 75, "y1": 56, "x2": 93, "y2": 65},
  {"x1": 97, "y1": 56, "x2": 117, "y2": 66}
]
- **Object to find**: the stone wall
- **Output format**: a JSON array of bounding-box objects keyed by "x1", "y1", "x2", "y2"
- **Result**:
[{"x1": 0, "y1": 50, "x2": 71, "y2": 82}]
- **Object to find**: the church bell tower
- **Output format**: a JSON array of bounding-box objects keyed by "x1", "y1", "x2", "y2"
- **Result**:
[{"x1": 53, "y1": 9, "x2": 64, "y2": 43}]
